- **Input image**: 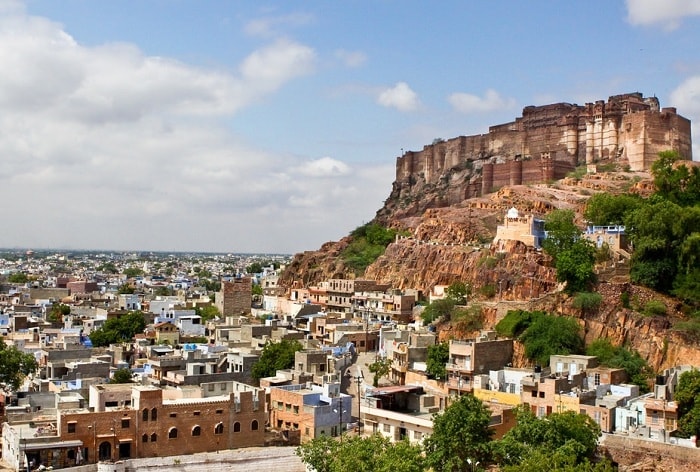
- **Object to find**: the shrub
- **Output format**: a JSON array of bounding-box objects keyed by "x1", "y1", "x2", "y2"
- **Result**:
[
  {"x1": 452, "y1": 305, "x2": 483, "y2": 332},
  {"x1": 620, "y1": 292, "x2": 631, "y2": 309},
  {"x1": 572, "y1": 292, "x2": 603, "y2": 313},
  {"x1": 643, "y1": 299, "x2": 667, "y2": 317},
  {"x1": 479, "y1": 284, "x2": 497, "y2": 299}
]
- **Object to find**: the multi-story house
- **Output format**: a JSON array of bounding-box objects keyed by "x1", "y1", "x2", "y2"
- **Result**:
[
  {"x1": 444, "y1": 332, "x2": 514, "y2": 394},
  {"x1": 2, "y1": 382, "x2": 266, "y2": 470},
  {"x1": 269, "y1": 381, "x2": 352, "y2": 442}
]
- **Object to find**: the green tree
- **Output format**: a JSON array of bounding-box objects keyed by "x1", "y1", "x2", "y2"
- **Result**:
[
  {"x1": 110, "y1": 367, "x2": 133, "y2": 384},
  {"x1": 493, "y1": 406, "x2": 601, "y2": 468},
  {"x1": 47, "y1": 303, "x2": 71, "y2": 324},
  {"x1": 123, "y1": 267, "x2": 143, "y2": 278},
  {"x1": 89, "y1": 311, "x2": 147, "y2": 347},
  {"x1": 296, "y1": 434, "x2": 424, "y2": 472},
  {"x1": 368, "y1": 357, "x2": 392, "y2": 387},
  {"x1": 420, "y1": 298, "x2": 456, "y2": 324},
  {"x1": 7, "y1": 272, "x2": 28, "y2": 284},
  {"x1": 246, "y1": 262, "x2": 264, "y2": 274},
  {"x1": 625, "y1": 199, "x2": 687, "y2": 292},
  {"x1": 251, "y1": 339, "x2": 303, "y2": 380},
  {"x1": 675, "y1": 369, "x2": 700, "y2": 438},
  {"x1": 585, "y1": 338, "x2": 653, "y2": 391},
  {"x1": 426, "y1": 341, "x2": 449, "y2": 380},
  {"x1": 0, "y1": 338, "x2": 38, "y2": 392},
  {"x1": 446, "y1": 281, "x2": 470, "y2": 304},
  {"x1": 117, "y1": 283, "x2": 135, "y2": 294},
  {"x1": 520, "y1": 314, "x2": 584, "y2": 366},
  {"x1": 555, "y1": 239, "x2": 596, "y2": 294},
  {"x1": 193, "y1": 305, "x2": 220, "y2": 322},
  {"x1": 583, "y1": 192, "x2": 643, "y2": 226},
  {"x1": 652, "y1": 150, "x2": 700, "y2": 206},
  {"x1": 252, "y1": 284, "x2": 263, "y2": 296},
  {"x1": 424, "y1": 394, "x2": 493, "y2": 471},
  {"x1": 542, "y1": 209, "x2": 580, "y2": 262},
  {"x1": 495, "y1": 310, "x2": 546, "y2": 338}
]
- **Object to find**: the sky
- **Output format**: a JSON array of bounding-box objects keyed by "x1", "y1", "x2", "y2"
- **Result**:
[{"x1": 1, "y1": 0, "x2": 699, "y2": 254}]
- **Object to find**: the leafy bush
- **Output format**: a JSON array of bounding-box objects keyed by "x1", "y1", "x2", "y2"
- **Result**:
[
  {"x1": 420, "y1": 299, "x2": 456, "y2": 324},
  {"x1": 342, "y1": 223, "x2": 398, "y2": 274},
  {"x1": 519, "y1": 314, "x2": 584, "y2": 366},
  {"x1": 585, "y1": 338, "x2": 653, "y2": 391},
  {"x1": 572, "y1": 292, "x2": 603, "y2": 313},
  {"x1": 495, "y1": 310, "x2": 546, "y2": 338},
  {"x1": 620, "y1": 291, "x2": 631, "y2": 309},
  {"x1": 643, "y1": 299, "x2": 667, "y2": 317},
  {"x1": 452, "y1": 305, "x2": 484, "y2": 332},
  {"x1": 479, "y1": 284, "x2": 497, "y2": 299},
  {"x1": 567, "y1": 166, "x2": 587, "y2": 180}
]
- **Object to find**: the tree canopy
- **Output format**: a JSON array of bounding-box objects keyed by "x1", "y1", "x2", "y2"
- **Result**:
[
  {"x1": 0, "y1": 338, "x2": 38, "y2": 392},
  {"x1": 341, "y1": 223, "x2": 399, "y2": 274},
  {"x1": 426, "y1": 341, "x2": 449, "y2": 380},
  {"x1": 519, "y1": 313, "x2": 584, "y2": 366},
  {"x1": 423, "y1": 394, "x2": 493, "y2": 471},
  {"x1": 368, "y1": 357, "x2": 392, "y2": 387},
  {"x1": 492, "y1": 406, "x2": 602, "y2": 470},
  {"x1": 675, "y1": 369, "x2": 700, "y2": 439},
  {"x1": 296, "y1": 434, "x2": 424, "y2": 472},
  {"x1": 251, "y1": 338, "x2": 303, "y2": 380},
  {"x1": 585, "y1": 338, "x2": 653, "y2": 391},
  {"x1": 445, "y1": 281, "x2": 470, "y2": 304},
  {"x1": 89, "y1": 311, "x2": 147, "y2": 347},
  {"x1": 110, "y1": 367, "x2": 134, "y2": 384}
]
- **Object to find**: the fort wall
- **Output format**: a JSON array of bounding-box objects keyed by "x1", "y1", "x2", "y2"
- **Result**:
[{"x1": 395, "y1": 93, "x2": 692, "y2": 196}]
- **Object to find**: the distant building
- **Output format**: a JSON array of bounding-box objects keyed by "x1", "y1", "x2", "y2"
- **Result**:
[{"x1": 493, "y1": 208, "x2": 546, "y2": 251}]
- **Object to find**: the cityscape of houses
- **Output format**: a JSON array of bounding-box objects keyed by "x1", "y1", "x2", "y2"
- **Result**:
[{"x1": 0, "y1": 212, "x2": 693, "y2": 471}]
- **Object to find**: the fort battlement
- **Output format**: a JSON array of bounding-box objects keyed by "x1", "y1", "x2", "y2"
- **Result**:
[{"x1": 395, "y1": 93, "x2": 691, "y2": 196}]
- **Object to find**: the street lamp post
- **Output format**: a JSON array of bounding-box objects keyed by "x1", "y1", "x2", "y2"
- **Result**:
[{"x1": 349, "y1": 370, "x2": 365, "y2": 435}]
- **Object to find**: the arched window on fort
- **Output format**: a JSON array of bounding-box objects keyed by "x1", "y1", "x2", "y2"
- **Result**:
[
  {"x1": 142, "y1": 434, "x2": 148, "y2": 443},
  {"x1": 233, "y1": 422, "x2": 241, "y2": 433},
  {"x1": 150, "y1": 433, "x2": 157, "y2": 442},
  {"x1": 168, "y1": 427, "x2": 178, "y2": 439},
  {"x1": 192, "y1": 425, "x2": 201, "y2": 436},
  {"x1": 142, "y1": 409, "x2": 148, "y2": 421},
  {"x1": 151, "y1": 408, "x2": 158, "y2": 421},
  {"x1": 214, "y1": 423, "x2": 224, "y2": 435},
  {"x1": 251, "y1": 420, "x2": 259, "y2": 431}
]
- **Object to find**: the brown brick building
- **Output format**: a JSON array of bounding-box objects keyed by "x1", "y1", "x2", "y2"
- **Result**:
[
  {"x1": 217, "y1": 278, "x2": 252, "y2": 316},
  {"x1": 3, "y1": 383, "x2": 266, "y2": 469}
]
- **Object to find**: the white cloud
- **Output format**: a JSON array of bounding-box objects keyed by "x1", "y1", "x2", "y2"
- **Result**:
[
  {"x1": 244, "y1": 12, "x2": 314, "y2": 38},
  {"x1": 670, "y1": 77, "x2": 700, "y2": 160},
  {"x1": 0, "y1": 6, "x2": 391, "y2": 254},
  {"x1": 334, "y1": 49, "x2": 367, "y2": 68},
  {"x1": 448, "y1": 89, "x2": 515, "y2": 114},
  {"x1": 295, "y1": 157, "x2": 351, "y2": 177},
  {"x1": 626, "y1": 0, "x2": 700, "y2": 30},
  {"x1": 377, "y1": 82, "x2": 420, "y2": 112}
]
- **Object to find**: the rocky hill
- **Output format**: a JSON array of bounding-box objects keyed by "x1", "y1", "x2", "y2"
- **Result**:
[{"x1": 278, "y1": 166, "x2": 700, "y2": 373}]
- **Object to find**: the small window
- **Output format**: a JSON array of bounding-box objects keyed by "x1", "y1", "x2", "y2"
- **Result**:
[
  {"x1": 151, "y1": 408, "x2": 158, "y2": 421},
  {"x1": 233, "y1": 422, "x2": 241, "y2": 433},
  {"x1": 539, "y1": 392, "x2": 545, "y2": 398},
  {"x1": 151, "y1": 433, "x2": 157, "y2": 442},
  {"x1": 208, "y1": 384, "x2": 215, "y2": 391},
  {"x1": 121, "y1": 419, "x2": 130, "y2": 428},
  {"x1": 142, "y1": 409, "x2": 149, "y2": 421},
  {"x1": 67, "y1": 422, "x2": 76, "y2": 433},
  {"x1": 192, "y1": 425, "x2": 201, "y2": 436},
  {"x1": 215, "y1": 423, "x2": 224, "y2": 435},
  {"x1": 293, "y1": 406, "x2": 299, "y2": 414},
  {"x1": 414, "y1": 431, "x2": 422, "y2": 440},
  {"x1": 216, "y1": 409, "x2": 223, "y2": 415},
  {"x1": 251, "y1": 420, "x2": 259, "y2": 431},
  {"x1": 383, "y1": 424, "x2": 390, "y2": 433},
  {"x1": 170, "y1": 412, "x2": 177, "y2": 418},
  {"x1": 193, "y1": 411, "x2": 201, "y2": 416},
  {"x1": 169, "y1": 427, "x2": 178, "y2": 439},
  {"x1": 142, "y1": 434, "x2": 148, "y2": 443}
]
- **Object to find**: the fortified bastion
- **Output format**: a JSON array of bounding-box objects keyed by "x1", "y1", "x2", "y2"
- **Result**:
[{"x1": 393, "y1": 92, "x2": 691, "y2": 201}]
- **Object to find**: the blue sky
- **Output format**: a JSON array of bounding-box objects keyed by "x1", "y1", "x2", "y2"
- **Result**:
[{"x1": 1, "y1": 0, "x2": 699, "y2": 254}]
